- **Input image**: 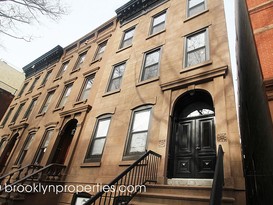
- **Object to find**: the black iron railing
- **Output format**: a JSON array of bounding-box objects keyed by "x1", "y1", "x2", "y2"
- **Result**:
[
  {"x1": 210, "y1": 145, "x2": 224, "y2": 205},
  {"x1": 0, "y1": 163, "x2": 66, "y2": 195},
  {"x1": 83, "y1": 150, "x2": 161, "y2": 205}
]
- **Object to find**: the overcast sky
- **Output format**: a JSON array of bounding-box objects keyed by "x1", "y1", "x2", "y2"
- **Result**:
[{"x1": 0, "y1": 0, "x2": 234, "y2": 72}]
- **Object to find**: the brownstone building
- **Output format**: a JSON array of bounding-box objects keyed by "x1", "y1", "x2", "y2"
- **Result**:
[
  {"x1": 0, "y1": 0, "x2": 245, "y2": 204},
  {"x1": 246, "y1": 0, "x2": 273, "y2": 118}
]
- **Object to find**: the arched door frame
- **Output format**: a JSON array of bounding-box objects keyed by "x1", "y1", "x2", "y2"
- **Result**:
[{"x1": 167, "y1": 89, "x2": 217, "y2": 179}]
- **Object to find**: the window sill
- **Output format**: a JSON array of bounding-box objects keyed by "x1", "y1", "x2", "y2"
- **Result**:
[
  {"x1": 146, "y1": 29, "x2": 166, "y2": 40},
  {"x1": 90, "y1": 58, "x2": 102, "y2": 66},
  {"x1": 12, "y1": 165, "x2": 21, "y2": 169},
  {"x1": 184, "y1": 9, "x2": 209, "y2": 23},
  {"x1": 38, "y1": 85, "x2": 45, "y2": 89},
  {"x1": 53, "y1": 106, "x2": 64, "y2": 112},
  {"x1": 136, "y1": 77, "x2": 159, "y2": 87},
  {"x1": 116, "y1": 45, "x2": 132, "y2": 53},
  {"x1": 181, "y1": 60, "x2": 212, "y2": 74},
  {"x1": 36, "y1": 112, "x2": 45, "y2": 118},
  {"x1": 54, "y1": 76, "x2": 62, "y2": 82},
  {"x1": 119, "y1": 160, "x2": 135, "y2": 166},
  {"x1": 20, "y1": 118, "x2": 28, "y2": 123},
  {"x1": 73, "y1": 99, "x2": 87, "y2": 107},
  {"x1": 25, "y1": 91, "x2": 32, "y2": 95},
  {"x1": 103, "y1": 89, "x2": 121, "y2": 97},
  {"x1": 70, "y1": 68, "x2": 81, "y2": 75},
  {"x1": 80, "y1": 162, "x2": 101, "y2": 168}
]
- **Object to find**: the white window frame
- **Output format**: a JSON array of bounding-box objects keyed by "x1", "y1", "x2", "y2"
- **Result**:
[
  {"x1": 184, "y1": 28, "x2": 210, "y2": 68},
  {"x1": 150, "y1": 10, "x2": 167, "y2": 35},
  {"x1": 107, "y1": 62, "x2": 126, "y2": 92},
  {"x1": 140, "y1": 47, "x2": 162, "y2": 81},
  {"x1": 124, "y1": 106, "x2": 152, "y2": 158},
  {"x1": 84, "y1": 115, "x2": 111, "y2": 162}
]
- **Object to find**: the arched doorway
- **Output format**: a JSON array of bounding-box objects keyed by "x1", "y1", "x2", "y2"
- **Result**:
[
  {"x1": 51, "y1": 119, "x2": 77, "y2": 164},
  {"x1": 167, "y1": 90, "x2": 216, "y2": 179},
  {"x1": 0, "y1": 133, "x2": 18, "y2": 172}
]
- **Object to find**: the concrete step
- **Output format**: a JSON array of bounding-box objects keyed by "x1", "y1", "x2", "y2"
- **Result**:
[
  {"x1": 131, "y1": 192, "x2": 235, "y2": 205},
  {"x1": 130, "y1": 183, "x2": 236, "y2": 205}
]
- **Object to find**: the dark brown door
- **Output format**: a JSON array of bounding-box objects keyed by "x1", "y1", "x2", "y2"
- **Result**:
[{"x1": 173, "y1": 116, "x2": 216, "y2": 178}]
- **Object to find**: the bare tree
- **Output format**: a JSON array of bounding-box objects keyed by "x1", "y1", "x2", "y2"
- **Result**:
[{"x1": 0, "y1": 0, "x2": 66, "y2": 41}]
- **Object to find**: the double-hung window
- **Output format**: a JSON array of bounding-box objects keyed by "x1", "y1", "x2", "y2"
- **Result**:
[
  {"x1": 0, "y1": 107, "x2": 14, "y2": 127},
  {"x1": 11, "y1": 102, "x2": 25, "y2": 123},
  {"x1": 150, "y1": 11, "x2": 166, "y2": 35},
  {"x1": 34, "y1": 129, "x2": 54, "y2": 164},
  {"x1": 85, "y1": 116, "x2": 111, "y2": 162},
  {"x1": 39, "y1": 91, "x2": 55, "y2": 114},
  {"x1": 73, "y1": 51, "x2": 87, "y2": 71},
  {"x1": 28, "y1": 77, "x2": 39, "y2": 92},
  {"x1": 125, "y1": 106, "x2": 152, "y2": 156},
  {"x1": 17, "y1": 82, "x2": 29, "y2": 97},
  {"x1": 23, "y1": 98, "x2": 38, "y2": 119},
  {"x1": 56, "y1": 61, "x2": 69, "y2": 78},
  {"x1": 16, "y1": 132, "x2": 36, "y2": 165},
  {"x1": 78, "y1": 75, "x2": 94, "y2": 102},
  {"x1": 141, "y1": 48, "x2": 161, "y2": 81},
  {"x1": 57, "y1": 84, "x2": 73, "y2": 108},
  {"x1": 120, "y1": 27, "x2": 135, "y2": 49},
  {"x1": 185, "y1": 29, "x2": 209, "y2": 67},
  {"x1": 187, "y1": 0, "x2": 206, "y2": 17},
  {"x1": 41, "y1": 70, "x2": 52, "y2": 86},
  {"x1": 94, "y1": 41, "x2": 107, "y2": 61},
  {"x1": 107, "y1": 62, "x2": 126, "y2": 92}
]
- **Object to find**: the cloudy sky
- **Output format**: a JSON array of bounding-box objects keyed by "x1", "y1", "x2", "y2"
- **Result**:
[{"x1": 0, "y1": 0, "x2": 234, "y2": 72}]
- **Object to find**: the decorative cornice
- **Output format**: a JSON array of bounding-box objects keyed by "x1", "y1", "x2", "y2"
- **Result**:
[
  {"x1": 59, "y1": 105, "x2": 92, "y2": 118},
  {"x1": 116, "y1": 0, "x2": 168, "y2": 24},
  {"x1": 22, "y1": 46, "x2": 63, "y2": 78},
  {"x1": 160, "y1": 66, "x2": 228, "y2": 91}
]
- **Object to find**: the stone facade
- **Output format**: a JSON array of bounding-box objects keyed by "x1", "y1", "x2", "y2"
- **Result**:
[{"x1": 0, "y1": 0, "x2": 245, "y2": 204}]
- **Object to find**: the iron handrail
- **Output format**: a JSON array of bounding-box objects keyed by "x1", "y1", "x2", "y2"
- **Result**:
[
  {"x1": 83, "y1": 150, "x2": 161, "y2": 205},
  {"x1": 0, "y1": 164, "x2": 41, "y2": 183},
  {"x1": 0, "y1": 163, "x2": 66, "y2": 193},
  {"x1": 209, "y1": 145, "x2": 224, "y2": 205}
]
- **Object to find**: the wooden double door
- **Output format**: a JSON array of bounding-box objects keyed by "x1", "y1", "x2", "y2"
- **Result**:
[{"x1": 170, "y1": 116, "x2": 216, "y2": 178}]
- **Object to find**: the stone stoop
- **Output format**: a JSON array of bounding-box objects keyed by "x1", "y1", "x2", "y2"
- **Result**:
[{"x1": 129, "y1": 184, "x2": 236, "y2": 205}]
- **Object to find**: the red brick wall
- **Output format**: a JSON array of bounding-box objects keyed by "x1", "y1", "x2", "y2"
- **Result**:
[
  {"x1": 0, "y1": 88, "x2": 14, "y2": 120},
  {"x1": 246, "y1": 0, "x2": 273, "y2": 79}
]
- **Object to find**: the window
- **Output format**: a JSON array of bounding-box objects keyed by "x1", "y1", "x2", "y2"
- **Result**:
[
  {"x1": 0, "y1": 107, "x2": 14, "y2": 127},
  {"x1": 57, "y1": 84, "x2": 73, "y2": 108},
  {"x1": 107, "y1": 62, "x2": 126, "y2": 92},
  {"x1": 78, "y1": 75, "x2": 94, "y2": 102},
  {"x1": 11, "y1": 103, "x2": 25, "y2": 123},
  {"x1": 56, "y1": 61, "x2": 69, "y2": 78},
  {"x1": 23, "y1": 98, "x2": 38, "y2": 119},
  {"x1": 185, "y1": 29, "x2": 209, "y2": 67},
  {"x1": 34, "y1": 129, "x2": 54, "y2": 164},
  {"x1": 187, "y1": 0, "x2": 206, "y2": 17},
  {"x1": 0, "y1": 138, "x2": 8, "y2": 155},
  {"x1": 150, "y1": 11, "x2": 166, "y2": 35},
  {"x1": 41, "y1": 70, "x2": 52, "y2": 86},
  {"x1": 85, "y1": 116, "x2": 111, "y2": 162},
  {"x1": 125, "y1": 106, "x2": 152, "y2": 156},
  {"x1": 16, "y1": 132, "x2": 35, "y2": 165},
  {"x1": 120, "y1": 27, "x2": 135, "y2": 49},
  {"x1": 39, "y1": 91, "x2": 55, "y2": 114},
  {"x1": 73, "y1": 51, "x2": 87, "y2": 71},
  {"x1": 141, "y1": 48, "x2": 161, "y2": 81},
  {"x1": 28, "y1": 77, "x2": 39, "y2": 92},
  {"x1": 93, "y1": 41, "x2": 107, "y2": 61},
  {"x1": 17, "y1": 82, "x2": 29, "y2": 97}
]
